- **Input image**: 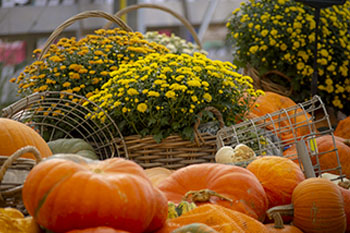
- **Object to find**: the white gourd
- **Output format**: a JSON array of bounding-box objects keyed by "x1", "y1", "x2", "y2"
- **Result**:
[{"x1": 215, "y1": 144, "x2": 256, "y2": 164}]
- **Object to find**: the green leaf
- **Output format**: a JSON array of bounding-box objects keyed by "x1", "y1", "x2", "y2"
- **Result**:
[{"x1": 153, "y1": 132, "x2": 163, "y2": 143}]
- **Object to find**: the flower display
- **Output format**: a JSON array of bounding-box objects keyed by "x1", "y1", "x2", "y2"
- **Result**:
[
  {"x1": 10, "y1": 28, "x2": 169, "y2": 99},
  {"x1": 144, "y1": 31, "x2": 207, "y2": 55},
  {"x1": 85, "y1": 52, "x2": 263, "y2": 142},
  {"x1": 226, "y1": 0, "x2": 350, "y2": 114}
]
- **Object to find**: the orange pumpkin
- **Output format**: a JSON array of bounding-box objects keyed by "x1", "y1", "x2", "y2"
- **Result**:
[
  {"x1": 66, "y1": 227, "x2": 129, "y2": 233},
  {"x1": 144, "y1": 167, "x2": 173, "y2": 187},
  {"x1": 338, "y1": 186, "x2": 350, "y2": 233},
  {"x1": 22, "y1": 155, "x2": 167, "y2": 233},
  {"x1": 266, "y1": 178, "x2": 346, "y2": 233},
  {"x1": 249, "y1": 91, "x2": 313, "y2": 144},
  {"x1": 0, "y1": 118, "x2": 52, "y2": 158},
  {"x1": 335, "y1": 116, "x2": 350, "y2": 139},
  {"x1": 283, "y1": 135, "x2": 350, "y2": 178},
  {"x1": 157, "y1": 163, "x2": 268, "y2": 222},
  {"x1": 246, "y1": 156, "x2": 305, "y2": 209},
  {"x1": 292, "y1": 178, "x2": 346, "y2": 233},
  {"x1": 157, "y1": 204, "x2": 269, "y2": 233}
]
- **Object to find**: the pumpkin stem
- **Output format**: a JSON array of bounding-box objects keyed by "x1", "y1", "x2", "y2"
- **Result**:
[
  {"x1": 266, "y1": 204, "x2": 294, "y2": 229},
  {"x1": 183, "y1": 189, "x2": 233, "y2": 204}
]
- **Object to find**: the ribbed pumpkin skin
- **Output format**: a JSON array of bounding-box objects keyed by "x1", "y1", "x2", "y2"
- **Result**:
[
  {"x1": 144, "y1": 167, "x2": 173, "y2": 187},
  {"x1": 22, "y1": 157, "x2": 167, "y2": 233},
  {"x1": 0, "y1": 118, "x2": 52, "y2": 158},
  {"x1": 339, "y1": 186, "x2": 350, "y2": 233},
  {"x1": 292, "y1": 178, "x2": 346, "y2": 233},
  {"x1": 247, "y1": 156, "x2": 305, "y2": 209},
  {"x1": 157, "y1": 204, "x2": 269, "y2": 233},
  {"x1": 158, "y1": 163, "x2": 268, "y2": 222},
  {"x1": 66, "y1": 226, "x2": 129, "y2": 233}
]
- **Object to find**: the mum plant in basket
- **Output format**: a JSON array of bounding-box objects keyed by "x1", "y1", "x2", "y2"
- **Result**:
[
  {"x1": 10, "y1": 28, "x2": 169, "y2": 99},
  {"x1": 226, "y1": 0, "x2": 350, "y2": 115},
  {"x1": 85, "y1": 52, "x2": 264, "y2": 142}
]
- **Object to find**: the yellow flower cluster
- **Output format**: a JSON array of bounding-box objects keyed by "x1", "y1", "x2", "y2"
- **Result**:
[
  {"x1": 86, "y1": 52, "x2": 263, "y2": 142},
  {"x1": 10, "y1": 28, "x2": 169, "y2": 99},
  {"x1": 227, "y1": 0, "x2": 350, "y2": 114}
]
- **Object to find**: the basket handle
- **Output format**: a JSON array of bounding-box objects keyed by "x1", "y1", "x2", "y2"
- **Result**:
[
  {"x1": 260, "y1": 70, "x2": 293, "y2": 96},
  {"x1": 103, "y1": 3, "x2": 202, "y2": 49},
  {"x1": 193, "y1": 106, "x2": 225, "y2": 146},
  {"x1": 38, "y1": 10, "x2": 133, "y2": 61},
  {"x1": 0, "y1": 146, "x2": 42, "y2": 202}
]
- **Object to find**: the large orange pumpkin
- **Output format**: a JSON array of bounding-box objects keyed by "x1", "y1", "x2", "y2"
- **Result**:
[
  {"x1": 22, "y1": 155, "x2": 167, "y2": 233},
  {"x1": 335, "y1": 116, "x2": 350, "y2": 139},
  {"x1": 157, "y1": 204, "x2": 269, "y2": 233},
  {"x1": 246, "y1": 156, "x2": 305, "y2": 209},
  {"x1": 249, "y1": 91, "x2": 313, "y2": 144},
  {"x1": 0, "y1": 118, "x2": 52, "y2": 158},
  {"x1": 283, "y1": 135, "x2": 350, "y2": 178},
  {"x1": 157, "y1": 163, "x2": 268, "y2": 222},
  {"x1": 292, "y1": 178, "x2": 346, "y2": 233}
]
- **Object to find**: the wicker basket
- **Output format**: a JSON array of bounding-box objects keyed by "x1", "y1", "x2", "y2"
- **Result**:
[
  {"x1": 244, "y1": 64, "x2": 293, "y2": 97},
  {"x1": 1, "y1": 91, "x2": 126, "y2": 160},
  {"x1": 114, "y1": 106, "x2": 225, "y2": 169},
  {"x1": 0, "y1": 146, "x2": 42, "y2": 214},
  {"x1": 103, "y1": 3, "x2": 202, "y2": 49}
]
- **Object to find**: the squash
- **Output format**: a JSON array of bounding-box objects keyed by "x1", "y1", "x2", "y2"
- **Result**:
[
  {"x1": 0, "y1": 118, "x2": 52, "y2": 159},
  {"x1": 167, "y1": 201, "x2": 197, "y2": 219},
  {"x1": 335, "y1": 116, "x2": 350, "y2": 139},
  {"x1": 47, "y1": 138, "x2": 99, "y2": 160},
  {"x1": 157, "y1": 204, "x2": 270, "y2": 233},
  {"x1": 144, "y1": 167, "x2": 173, "y2": 187},
  {"x1": 246, "y1": 156, "x2": 305, "y2": 209},
  {"x1": 22, "y1": 155, "x2": 168, "y2": 233},
  {"x1": 0, "y1": 207, "x2": 41, "y2": 233},
  {"x1": 215, "y1": 144, "x2": 256, "y2": 164},
  {"x1": 66, "y1": 226, "x2": 129, "y2": 233},
  {"x1": 171, "y1": 223, "x2": 219, "y2": 233},
  {"x1": 157, "y1": 163, "x2": 268, "y2": 222},
  {"x1": 267, "y1": 178, "x2": 346, "y2": 233}
]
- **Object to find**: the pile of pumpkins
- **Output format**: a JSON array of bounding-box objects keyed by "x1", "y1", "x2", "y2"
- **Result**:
[{"x1": 1, "y1": 91, "x2": 350, "y2": 233}]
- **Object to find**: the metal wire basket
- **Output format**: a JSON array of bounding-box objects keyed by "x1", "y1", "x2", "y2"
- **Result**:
[
  {"x1": 1, "y1": 91, "x2": 127, "y2": 160},
  {"x1": 216, "y1": 95, "x2": 344, "y2": 179}
]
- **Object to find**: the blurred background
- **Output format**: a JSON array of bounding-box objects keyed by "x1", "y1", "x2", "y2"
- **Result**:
[{"x1": 0, "y1": 0, "x2": 243, "y2": 110}]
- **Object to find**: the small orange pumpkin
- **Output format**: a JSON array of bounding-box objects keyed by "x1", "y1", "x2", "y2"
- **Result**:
[
  {"x1": 268, "y1": 178, "x2": 346, "y2": 233},
  {"x1": 265, "y1": 207, "x2": 303, "y2": 233},
  {"x1": 0, "y1": 118, "x2": 52, "y2": 158},
  {"x1": 247, "y1": 156, "x2": 305, "y2": 209}
]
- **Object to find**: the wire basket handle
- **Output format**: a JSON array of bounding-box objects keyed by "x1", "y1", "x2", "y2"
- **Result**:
[
  {"x1": 103, "y1": 3, "x2": 202, "y2": 49},
  {"x1": 39, "y1": 10, "x2": 133, "y2": 61},
  {"x1": 194, "y1": 106, "x2": 225, "y2": 146}
]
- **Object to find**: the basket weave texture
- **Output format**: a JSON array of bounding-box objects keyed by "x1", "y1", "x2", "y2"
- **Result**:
[{"x1": 0, "y1": 146, "x2": 41, "y2": 214}]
